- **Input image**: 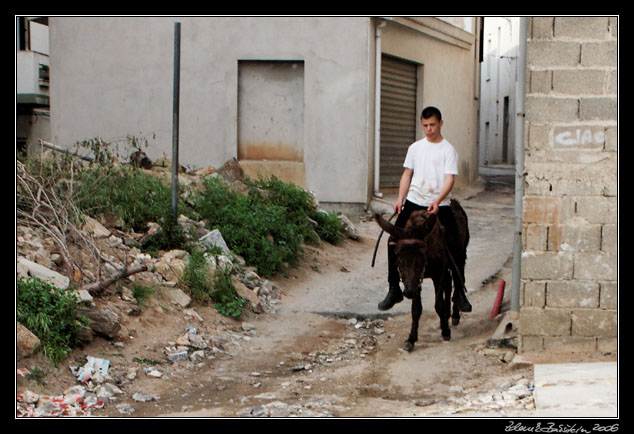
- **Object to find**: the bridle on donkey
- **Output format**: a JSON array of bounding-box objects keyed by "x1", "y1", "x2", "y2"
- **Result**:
[{"x1": 370, "y1": 211, "x2": 467, "y2": 295}]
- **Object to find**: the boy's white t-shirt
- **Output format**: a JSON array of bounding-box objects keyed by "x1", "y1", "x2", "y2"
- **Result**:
[{"x1": 403, "y1": 137, "x2": 458, "y2": 207}]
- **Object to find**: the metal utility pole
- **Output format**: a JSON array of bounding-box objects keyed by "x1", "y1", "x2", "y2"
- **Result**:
[
  {"x1": 510, "y1": 17, "x2": 527, "y2": 315},
  {"x1": 171, "y1": 22, "x2": 181, "y2": 223}
]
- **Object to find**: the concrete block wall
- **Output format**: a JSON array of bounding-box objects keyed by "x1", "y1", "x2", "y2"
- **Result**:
[{"x1": 519, "y1": 17, "x2": 618, "y2": 354}]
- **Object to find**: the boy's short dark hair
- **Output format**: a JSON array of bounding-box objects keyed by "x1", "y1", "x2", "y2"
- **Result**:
[{"x1": 421, "y1": 106, "x2": 442, "y2": 121}]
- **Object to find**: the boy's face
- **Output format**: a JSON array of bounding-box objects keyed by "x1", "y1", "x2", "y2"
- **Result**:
[{"x1": 421, "y1": 116, "x2": 443, "y2": 142}]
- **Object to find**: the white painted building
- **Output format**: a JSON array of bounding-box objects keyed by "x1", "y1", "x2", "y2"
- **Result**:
[
  {"x1": 45, "y1": 16, "x2": 482, "y2": 209},
  {"x1": 16, "y1": 17, "x2": 51, "y2": 155},
  {"x1": 479, "y1": 17, "x2": 520, "y2": 171}
]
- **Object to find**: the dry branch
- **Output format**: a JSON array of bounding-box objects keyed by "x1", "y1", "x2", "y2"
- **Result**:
[{"x1": 82, "y1": 263, "x2": 149, "y2": 295}]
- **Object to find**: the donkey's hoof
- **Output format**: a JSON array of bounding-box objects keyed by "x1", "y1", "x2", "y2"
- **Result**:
[
  {"x1": 442, "y1": 332, "x2": 451, "y2": 341},
  {"x1": 403, "y1": 341, "x2": 415, "y2": 352},
  {"x1": 452, "y1": 316, "x2": 460, "y2": 326}
]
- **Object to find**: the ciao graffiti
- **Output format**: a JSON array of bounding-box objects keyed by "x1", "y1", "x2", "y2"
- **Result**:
[{"x1": 554, "y1": 127, "x2": 605, "y2": 148}]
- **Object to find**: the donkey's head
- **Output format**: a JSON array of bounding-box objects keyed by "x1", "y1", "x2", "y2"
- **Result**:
[{"x1": 374, "y1": 210, "x2": 438, "y2": 294}]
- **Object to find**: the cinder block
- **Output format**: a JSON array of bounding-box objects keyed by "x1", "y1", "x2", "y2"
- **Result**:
[
  {"x1": 522, "y1": 251, "x2": 573, "y2": 280},
  {"x1": 530, "y1": 70, "x2": 552, "y2": 94},
  {"x1": 581, "y1": 41, "x2": 617, "y2": 67},
  {"x1": 604, "y1": 126, "x2": 617, "y2": 152},
  {"x1": 571, "y1": 309, "x2": 616, "y2": 338},
  {"x1": 552, "y1": 70, "x2": 605, "y2": 95},
  {"x1": 527, "y1": 123, "x2": 551, "y2": 151},
  {"x1": 601, "y1": 225, "x2": 617, "y2": 254},
  {"x1": 597, "y1": 337, "x2": 617, "y2": 353},
  {"x1": 523, "y1": 281, "x2": 546, "y2": 307},
  {"x1": 523, "y1": 197, "x2": 560, "y2": 224},
  {"x1": 559, "y1": 223, "x2": 602, "y2": 252},
  {"x1": 520, "y1": 335, "x2": 544, "y2": 352},
  {"x1": 547, "y1": 281, "x2": 599, "y2": 308},
  {"x1": 554, "y1": 17, "x2": 610, "y2": 40},
  {"x1": 599, "y1": 281, "x2": 617, "y2": 309},
  {"x1": 520, "y1": 307, "x2": 571, "y2": 336},
  {"x1": 607, "y1": 70, "x2": 617, "y2": 94},
  {"x1": 579, "y1": 96, "x2": 617, "y2": 121},
  {"x1": 528, "y1": 41, "x2": 580, "y2": 67},
  {"x1": 573, "y1": 252, "x2": 617, "y2": 281},
  {"x1": 575, "y1": 196, "x2": 617, "y2": 224},
  {"x1": 531, "y1": 17, "x2": 553, "y2": 39},
  {"x1": 526, "y1": 95, "x2": 579, "y2": 123},
  {"x1": 543, "y1": 336, "x2": 596, "y2": 353},
  {"x1": 525, "y1": 223, "x2": 548, "y2": 250}
]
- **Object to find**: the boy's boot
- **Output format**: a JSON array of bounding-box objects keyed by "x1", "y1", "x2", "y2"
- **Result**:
[{"x1": 378, "y1": 284, "x2": 404, "y2": 311}]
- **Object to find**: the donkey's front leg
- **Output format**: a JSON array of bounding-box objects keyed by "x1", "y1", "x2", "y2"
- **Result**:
[
  {"x1": 404, "y1": 286, "x2": 422, "y2": 352},
  {"x1": 434, "y1": 272, "x2": 452, "y2": 341}
]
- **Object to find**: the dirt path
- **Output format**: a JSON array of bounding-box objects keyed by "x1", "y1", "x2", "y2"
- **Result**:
[
  {"x1": 18, "y1": 191, "x2": 542, "y2": 418},
  {"x1": 81, "y1": 217, "x2": 534, "y2": 418}
]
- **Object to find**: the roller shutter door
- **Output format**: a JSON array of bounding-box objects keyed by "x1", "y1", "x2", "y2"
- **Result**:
[{"x1": 379, "y1": 55, "x2": 418, "y2": 188}]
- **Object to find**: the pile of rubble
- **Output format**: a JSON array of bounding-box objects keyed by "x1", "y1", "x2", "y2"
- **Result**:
[
  {"x1": 16, "y1": 153, "x2": 364, "y2": 417},
  {"x1": 16, "y1": 214, "x2": 282, "y2": 346},
  {"x1": 16, "y1": 156, "x2": 293, "y2": 350},
  {"x1": 15, "y1": 157, "x2": 301, "y2": 417}
]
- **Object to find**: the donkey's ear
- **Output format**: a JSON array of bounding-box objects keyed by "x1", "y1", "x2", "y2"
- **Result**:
[{"x1": 374, "y1": 213, "x2": 409, "y2": 240}]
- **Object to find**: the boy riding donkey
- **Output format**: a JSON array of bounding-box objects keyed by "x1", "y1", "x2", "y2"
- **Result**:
[{"x1": 378, "y1": 106, "x2": 472, "y2": 313}]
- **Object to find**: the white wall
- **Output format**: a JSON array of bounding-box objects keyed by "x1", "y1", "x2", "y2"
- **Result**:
[
  {"x1": 380, "y1": 17, "x2": 482, "y2": 188},
  {"x1": 479, "y1": 17, "x2": 520, "y2": 167},
  {"x1": 49, "y1": 17, "x2": 372, "y2": 203}
]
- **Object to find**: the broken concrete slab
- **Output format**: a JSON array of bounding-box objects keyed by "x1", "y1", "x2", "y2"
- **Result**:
[{"x1": 17, "y1": 256, "x2": 70, "y2": 290}]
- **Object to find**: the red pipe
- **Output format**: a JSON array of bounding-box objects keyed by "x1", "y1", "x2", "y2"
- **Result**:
[{"x1": 489, "y1": 279, "x2": 506, "y2": 320}]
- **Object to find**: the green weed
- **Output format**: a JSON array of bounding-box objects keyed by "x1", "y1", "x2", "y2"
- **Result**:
[{"x1": 16, "y1": 277, "x2": 86, "y2": 366}]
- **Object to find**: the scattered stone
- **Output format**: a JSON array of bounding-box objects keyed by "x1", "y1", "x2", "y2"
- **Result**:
[
  {"x1": 217, "y1": 158, "x2": 243, "y2": 183},
  {"x1": 167, "y1": 350, "x2": 189, "y2": 362},
  {"x1": 414, "y1": 398, "x2": 437, "y2": 407},
  {"x1": 167, "y1": 288, "x2": 192, "y2": 308},
  {"x1": 116, "y1": 403, "x2": 135, "y2": 415},
  {"x1": 79, "y1": 306, "x2": 121, "y2": 339},
  {"x1": 126, "y1": 367, "x2": 138, "y2": 381},
  {"x1": 144, "y1": 367, "x2": 163, "y2": 378},
  {"x1": 76, "y1": 289, "x2": 93, "y2": 305},
  {"x1": 339, "y1": 214, "x2": 360, "y2": 240},
  {"x1": 81, "y1": 215, "x2": 112, "y2": 238},
  {"x1": 17, "y1": 256, "x2": 70, "y2": 290},
  {"x1": 94, "y1": 383, "x2": 123, "y2": 403},
  {"x1": 184, "y1": 309, "x2": 203, "y2": 322},
  {"x1": 16, "y1": 323, "x2": 41, "y2": 358},
  {"x1": 241, "y1": 322, "x2": 255, "y2": 332},
  {"x1": 132, "y1": 393, "x2": 160, "y2": 402},
  {"x1": 199, "y1": 229, "x2": 231, "y2": 255}
]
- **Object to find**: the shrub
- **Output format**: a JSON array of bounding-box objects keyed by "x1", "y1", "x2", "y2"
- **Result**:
[
  {"x1": 180, "y1": 248, "x2": 214, "y2": 303},
  {"x1": 194, "y1": 176, "x2": 304, "y2": 278},
  {"x1": 248, "y1": 175, "x2": 320, "y2": 245},
  {"x1": 75, "y1": 165, "x2": 174, "y2": 232},
  {"x1": 16, "y1": 277, "x2": 86, "y2": 366},
  {"x1": 210, "y1": 269, "x2": 247, "y2": 318},
  {"x1": 180, "y1": 248, "x2": 247, "y2": 318},
  {"x1": 132, "y1": 284, "x2": 155, "y2": 310},
  {"x1": 312, "y1": 210, "x2": 346, "y2": 245}
]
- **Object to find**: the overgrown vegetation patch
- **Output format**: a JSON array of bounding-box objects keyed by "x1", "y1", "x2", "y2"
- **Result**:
[
  {"x1": 17, "y1": 140, "x2": 347, "y2": 362},
  {"x1": 16, "y1": 277, "x2": 87, "y2": 366}
]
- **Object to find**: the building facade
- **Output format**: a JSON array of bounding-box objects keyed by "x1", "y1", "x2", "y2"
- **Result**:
[
  {"x1": 519, "y1": 17, "x2": 618, "y2": 354},
  {"x1": 47, "y1": 16, "x2": 482, "y2": 208},
  {"x1": 16, "y1": 17, "x2": 51, "y2": 155},
  {"x1": 479, "y1": 17, "x2": 520, "y2": 170}
]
